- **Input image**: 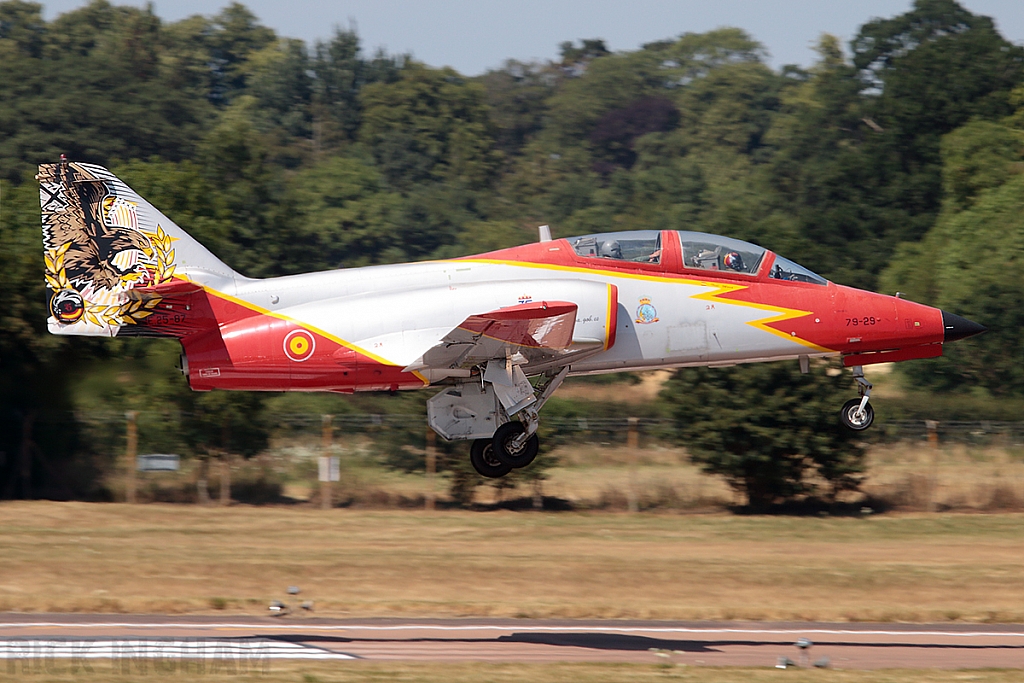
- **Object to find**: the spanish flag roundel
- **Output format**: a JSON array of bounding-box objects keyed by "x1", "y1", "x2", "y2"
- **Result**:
[{"x1": 283, "y1": 329, "x2": 315, "y2": 362}]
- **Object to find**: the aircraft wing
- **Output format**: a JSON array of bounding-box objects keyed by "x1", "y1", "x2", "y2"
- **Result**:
[
  {"x1": 414, "y1": 301, "x2": 580, "y2": 372},
  {"x1": 401, "y1": 279, "x2": 618, "y2": 384}
]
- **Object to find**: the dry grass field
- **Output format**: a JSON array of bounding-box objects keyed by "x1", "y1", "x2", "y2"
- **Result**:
[
  {"x1": 865, "y1": 444, "x2": 1024, "y2": 511},
  {"x1": 0, "y1": 661, "x2": 1021, "y2": 683},
  {"x1": 0, "y1": 502, "x2": 1022, "y2": 622},
  {"x1": 261, "y1": 440, "x2": 1024, "y2": 512}
]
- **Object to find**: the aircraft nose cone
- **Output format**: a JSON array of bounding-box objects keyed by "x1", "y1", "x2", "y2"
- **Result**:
[{"x1": 942, "y1": 311, "x2": 986, "y2": 343}]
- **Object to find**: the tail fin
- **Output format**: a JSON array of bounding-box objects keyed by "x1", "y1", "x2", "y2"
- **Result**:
[{"x1": 39, "y1": 160, "x2": 240, "y2": 337}]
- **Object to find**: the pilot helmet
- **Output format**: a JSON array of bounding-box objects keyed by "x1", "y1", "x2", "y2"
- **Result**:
[
  {"x1": 723, "y1": 251, "x2": 744, "y2": 271},
  {"x1": 600, "y1": 240, "x2": 622, "y2": 259}
]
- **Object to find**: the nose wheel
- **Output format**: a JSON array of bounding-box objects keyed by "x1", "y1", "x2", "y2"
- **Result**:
[
  {"x1": 840, "y1": 398, "x2": 874, "y2": 430},
  {"x1": 840, "y1": 365, "x2": 874, "y2": 431}
]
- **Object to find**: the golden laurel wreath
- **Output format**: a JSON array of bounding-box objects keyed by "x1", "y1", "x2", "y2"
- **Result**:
[{"x1": 44, "y1": 225, "x2": 177, "y2": 327}]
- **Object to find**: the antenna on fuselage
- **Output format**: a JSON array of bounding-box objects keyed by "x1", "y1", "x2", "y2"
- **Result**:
[{"x1": 538, "y1": 225, "x2": 552, "y2": 243}]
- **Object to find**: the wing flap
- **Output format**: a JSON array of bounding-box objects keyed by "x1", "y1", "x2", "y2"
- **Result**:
[
  {"x1": 404, "y1": 281, "x2": 618, "y2": 380},
  {"x1": 457, "y1": 301, "x2": 576, "y2": 350},
  {"x1": 411, "y1": 301, "x2": 580, "y2": 373}
]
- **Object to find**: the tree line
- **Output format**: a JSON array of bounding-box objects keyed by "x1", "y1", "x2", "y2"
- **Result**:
[{"x1": 1, "y1": 0, "x2": 1022, "y2": 503}]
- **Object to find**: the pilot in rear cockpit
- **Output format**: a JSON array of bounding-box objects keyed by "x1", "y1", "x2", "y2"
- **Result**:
[{"x1": 723, "y1": 251, "x2": 744, "y2": 271}]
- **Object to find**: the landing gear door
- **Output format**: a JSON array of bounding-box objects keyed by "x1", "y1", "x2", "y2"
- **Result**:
[
  {"x1": 484, "y1": 361, "x2": 536, "y2": 415},
  {"x1": 427, "y1": 382, "x2": 502, "y2": 440}
]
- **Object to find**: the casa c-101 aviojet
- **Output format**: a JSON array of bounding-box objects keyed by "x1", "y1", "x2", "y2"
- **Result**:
[{"x1": 39, "y1": 160, "x2": 986, "y2": 478}]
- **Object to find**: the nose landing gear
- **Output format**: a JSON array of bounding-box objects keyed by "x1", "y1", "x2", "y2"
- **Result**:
[{"x1": 840, "y1": 365, "x2": 874, "y2": 431}]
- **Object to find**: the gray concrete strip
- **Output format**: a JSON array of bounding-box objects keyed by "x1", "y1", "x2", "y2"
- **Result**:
[
  {"x1": 2, "y1": 615, "x2": 1023, "y2": 637},
  {"x1": 0, "y1": 616, "x2": 1021, "y2": 669}
]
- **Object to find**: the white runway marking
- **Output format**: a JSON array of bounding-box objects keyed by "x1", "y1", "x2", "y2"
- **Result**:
[
  {"x1": 0, "y1": 638, "x2": 354, "y2": 660},
  {"x1": 1, "y1": 623, "x2": 1022, "y2": 638}
]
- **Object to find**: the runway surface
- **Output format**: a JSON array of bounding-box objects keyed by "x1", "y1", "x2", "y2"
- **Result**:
[{"x1": 1, "y1": 614, "x2": 1023, "y2": 669}]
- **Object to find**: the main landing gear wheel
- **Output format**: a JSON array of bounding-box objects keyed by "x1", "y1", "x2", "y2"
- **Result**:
[
  {"x1": 840, "y1": 398, "x2": 874, "y2": 431},
  {"x1": 492, "y1": 421, "x2": 540, "y2": 469},
  {"x1": 470, "y1": 439, "x2": 512, "y2": 478}
]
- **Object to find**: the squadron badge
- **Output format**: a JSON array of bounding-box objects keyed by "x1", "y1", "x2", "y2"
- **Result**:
[
  {"x1": 50, "y1": 289, "x2": 84, "y2": 324},
  {"x1": 635, "y1": 297, "x2": 659, "y2": 324}
]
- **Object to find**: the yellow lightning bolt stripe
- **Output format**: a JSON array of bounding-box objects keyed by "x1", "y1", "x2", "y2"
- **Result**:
[
  {"x1": 457, "y1": 258, "x2": 835, "y2": 353},
  {"x1": 179, "y1": 278, "x2": 429, "y2": 386},
  {"x1": 690, "y1": 281, "x2": 834, "y2": 353}
]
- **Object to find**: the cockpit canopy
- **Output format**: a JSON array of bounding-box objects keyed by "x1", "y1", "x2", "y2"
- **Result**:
[
  {"x1": 567, "y1": 229, "x2": 827, "y2": 285},
  {"x1": 678, "y1": 231, "x2": 764, "y2": 276},
  {"x1": 569, "y1": 230, "x2": 661, "y2": 264},
  {"x1": 768, "y1": 255, "x2": 827, "y2": 285}
]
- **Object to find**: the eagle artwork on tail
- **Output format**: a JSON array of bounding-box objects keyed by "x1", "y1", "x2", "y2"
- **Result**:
[
  {"x1": 41, "y1": 162, "x2": 154, "y2": 290},
  {"x1": 39, "y1": 159, "x2": 175, "y2": 333}
]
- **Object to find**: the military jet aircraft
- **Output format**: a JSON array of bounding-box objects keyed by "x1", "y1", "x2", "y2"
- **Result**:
[{"x1": 39, "y1": 160, "x2": 985, "y2": 478}]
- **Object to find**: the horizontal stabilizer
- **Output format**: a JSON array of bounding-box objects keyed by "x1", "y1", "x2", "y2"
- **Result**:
[{"x1": 126, "y1": 279, "x2": 204, "y2": 300}]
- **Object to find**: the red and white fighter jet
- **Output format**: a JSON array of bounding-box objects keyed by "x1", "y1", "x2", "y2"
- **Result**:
[{"x1": 40, "y1": 161, "x2": 985, "y2": 477}]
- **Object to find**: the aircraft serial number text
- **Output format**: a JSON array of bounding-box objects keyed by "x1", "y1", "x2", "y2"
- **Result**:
[{"x1": 153, "y1": 314, "x2": 187, "y2": 325}]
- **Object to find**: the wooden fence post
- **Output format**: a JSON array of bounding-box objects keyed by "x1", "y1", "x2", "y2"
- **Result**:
[
  {"x1": 627, "y1": 417, "x2": 639, "y2": 450},
  {"x1": 926, "y1": 420, "x2": 940, "y2": 512},
  {"x1": 425, "y1": 428, "x2": 437, "y2": 511},
  {"x1": 219, "y1": 456, "x2": 231, "y2": 506},
  {"x1": 125, "y1": 411, "x2": 137, "y2": 504},
  {"x1": 321, "y1": 414, "x2": 333, "y2": 510},
  {"x1": 627, "y1": 418, "x2": 639, "y2": 513}
]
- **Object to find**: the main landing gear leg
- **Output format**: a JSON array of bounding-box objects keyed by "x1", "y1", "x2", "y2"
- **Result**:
[
  {"x1": 840, "y1": 365, "x2": 874, "y2": 431},
  {"x1": 492, "y1": 366, "x2": 570, "y2": 468}
]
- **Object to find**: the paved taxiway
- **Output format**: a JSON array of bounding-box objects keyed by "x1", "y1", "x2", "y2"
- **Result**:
[{"x1": 1, "y1": 615, "x2": 1022, "y2": 669}]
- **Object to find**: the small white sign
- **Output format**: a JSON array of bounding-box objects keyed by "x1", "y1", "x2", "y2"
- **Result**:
[
  {"x1": 137, "y1": 454, "x2": 180, "y2": 471},
  {"x1": 318, "y1": 456, "x2": 340, "y2": 482}
]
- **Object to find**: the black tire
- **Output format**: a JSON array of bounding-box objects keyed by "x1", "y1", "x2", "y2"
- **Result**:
[
  {"x1": 470, "y1": 438, "x2": 512, "y2": 478},
  {"x1": 840, "y1": 398, "x2": 874, "y2": 431},
  {"x1": 492, "y1": 421, "x2": 540, "y2": 468}
]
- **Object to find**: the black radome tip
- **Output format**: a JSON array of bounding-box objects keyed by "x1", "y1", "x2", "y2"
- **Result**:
[{"x1": 941, "y1": 311, "x2": 987, "y2": 343}]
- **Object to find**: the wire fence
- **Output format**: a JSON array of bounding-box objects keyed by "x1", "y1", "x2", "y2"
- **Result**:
[
  {"x1": 877, "y1": 420, "x2": 1024, "y2": 447},
  {"x1": 55, "y1": 411, "x2": 1024, "y2": 448},
  {"x1": 7, "y1": 409, "x2": 1023, "y2": 507}
]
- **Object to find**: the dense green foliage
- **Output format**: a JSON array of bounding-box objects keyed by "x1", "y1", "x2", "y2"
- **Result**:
[
  {"x1": 881, "y1": 109, "x2": 1024, "y2": 397},
  {"x1": 1, "y1": 0, "x2": 1022, "y2": 500}
]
